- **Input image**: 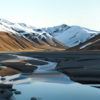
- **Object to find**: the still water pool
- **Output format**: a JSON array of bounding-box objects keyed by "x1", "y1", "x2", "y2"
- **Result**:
[{"x1": 13, "y1": 71, "x2": 100, "y2": 100}]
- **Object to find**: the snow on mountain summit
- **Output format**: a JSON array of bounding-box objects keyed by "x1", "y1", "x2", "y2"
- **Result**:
[
  {"x1": 41, "y1": 24, "x2": 99, "y2": 47},
  {"x1": 0, "y1": 18, "x2": 99, "y2": 47},
  {"x1": 52, "y1": 26, "x2": 99, "y2": 47}
]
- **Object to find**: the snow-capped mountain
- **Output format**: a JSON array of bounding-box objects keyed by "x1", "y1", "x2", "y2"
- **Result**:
[
  {"x1": 42, "y1": 25, "x2": 99, "y2": 47},
  {"x1": 0, "y1": 18, "x2": 99, "y2": 48},
  {"x1": 68, "y1": 33, "x2": 100, "y2": 51},
  {"x1": 0, "y1": 19, "x2": 66, "y2": 52}
]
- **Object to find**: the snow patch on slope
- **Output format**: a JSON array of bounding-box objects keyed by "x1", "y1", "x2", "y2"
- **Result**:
[
  {"x1": 0, "y1": 18, "x2": 99, "y2": 47},
  {"x1": 0, "y1": 18, "x2": 54, "y2": 40},
  {"x1": 80, "y1": 42, "x2": 93, "y2": 49},
  {"x1": 80, "y1": 39, "x2": 100, "y2": 49},
  {"x1": 53, "y1": 26, "x2": 99, "y2": 47}
]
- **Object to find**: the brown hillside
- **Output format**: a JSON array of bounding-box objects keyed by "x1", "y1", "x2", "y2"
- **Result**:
[
  {"x1": 68, "y1": 34, "x2": 100, "y2": 51},
  {"x1": 0, "y1": 31, "x2": 66, "y2": 52}
]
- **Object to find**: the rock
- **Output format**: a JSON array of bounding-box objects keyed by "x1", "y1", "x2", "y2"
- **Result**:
[
  {"x1": 0, "y1": 84, "x2": 12, "y2": 89},
  {"x1": 0, "y1": 89, "x2": 13, "y2": 99},
  {"x1": 14, "y1": 91, "x2": 21, "y2": 95},
  {"x1": 31, "y1": 97, "x2": 37, "y2": 100},
  {"x1": 10, "y1": 88, "x2": 16, "y2": 91},
  {"x1": 1, "y1": 77, "x2": 6, "y2": 81}
]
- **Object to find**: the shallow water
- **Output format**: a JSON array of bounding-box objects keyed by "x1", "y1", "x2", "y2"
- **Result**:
[
  {"x1": 14, "y1": 80, "x2": 100, "y2": 100},
  {"x1": 1, "y1": 54, "x2": 100, "y2": 100},
  {"x1": 12, "y1": 71, "x2": 100, "y2": 100}
]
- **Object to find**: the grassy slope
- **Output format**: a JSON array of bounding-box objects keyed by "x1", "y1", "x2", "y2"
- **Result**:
[
  {"x1": 0, "y1": 31, "x2": 67, "y2": 52},
  {"x1": 68, "y1": 34, "x2": 100, "y2": 51}
]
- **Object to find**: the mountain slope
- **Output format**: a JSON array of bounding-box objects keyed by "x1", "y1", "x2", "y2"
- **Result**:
[
  {"x1": 0, "y1": 31, "x2": 40, "y2": 52},
  {"x1": 0, "y1": 18, "x2": 99, "y2": 50},
  {"x1": 68, "y1": 33, "x2": 100, "y2": 51},
  {"x1": 0, "y1": 31, "x2": 66, "y2": 52},
  {"x1": 42, "y1": 25, "x2": 99, "y2": 47},
  {"x1": 0, "y1": 19, "x2": 67, "y2": 50}
]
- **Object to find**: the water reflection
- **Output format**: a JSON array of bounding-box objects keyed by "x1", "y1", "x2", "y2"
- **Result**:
[
  {"x1": 0, "y1": 70, "x2": 99, "y2": 100},
  {"x1": 14, "y1": 81, "x2": 100, "y2": 100},
  {"x1": 0, "y1": 54, "x2": 100, "y2": 100},
  {"x1": 0, "y1": 70, "x2": 100, "y2": 100}
]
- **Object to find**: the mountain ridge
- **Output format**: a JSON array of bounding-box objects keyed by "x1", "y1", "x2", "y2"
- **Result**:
[{"x1": 0, "y1": 18, "x2": 100, "y2": 52}]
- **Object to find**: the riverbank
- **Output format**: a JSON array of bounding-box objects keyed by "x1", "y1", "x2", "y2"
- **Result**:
[{"x1": 1, "y1": 51, "x2": 100, "y2": 83}]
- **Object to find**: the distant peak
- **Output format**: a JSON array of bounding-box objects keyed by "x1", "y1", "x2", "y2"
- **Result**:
[
  {"x1": 53, "y1": 24, "x2": 69, "y2": 28},
  {"x1": 0, "y1": 18, "x2": 14, "y2": 25},
  {"x1": 18, "y1": 23, "x2": 27, "y2": 27},
  {"x1": 60, "y1": 24, "x2": 68, "y2": 27},
  {"x1": 0, "y1": 18, "x2": 9, "y2": 23}
]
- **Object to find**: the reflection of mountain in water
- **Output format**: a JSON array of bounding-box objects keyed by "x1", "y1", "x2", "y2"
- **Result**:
[{"x1": 0, "y1": 53, "x2": 100, "y2": 100}]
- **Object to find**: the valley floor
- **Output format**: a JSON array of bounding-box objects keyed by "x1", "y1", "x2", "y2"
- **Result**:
[
  {"x1": 16, "y1": 51, "x2": 100, "y2": 84},
  {"x1": 0, "y1": 51, "x2": 100, "y2": 100},
  {"x1": 0, "y1": 51, "x2": 100, "y2": 83}
]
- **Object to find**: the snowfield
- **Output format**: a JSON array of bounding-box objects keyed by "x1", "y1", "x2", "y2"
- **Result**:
[{"x1": 0, "y1": 18, "x2": 99, "y2": 47}]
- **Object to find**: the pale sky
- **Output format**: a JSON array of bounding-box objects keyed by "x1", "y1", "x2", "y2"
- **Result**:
[{"x1": 0, "y1": 0, "x2": 100, "y2": 30}]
